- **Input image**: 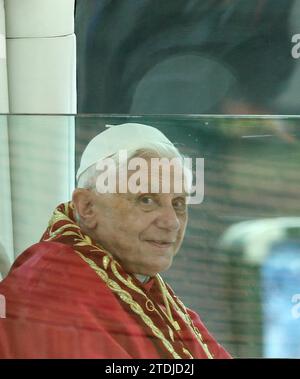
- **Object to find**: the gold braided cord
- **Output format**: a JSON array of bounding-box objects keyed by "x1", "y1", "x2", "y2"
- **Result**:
[
  {"x1": 110, "y1": 260, "x2": 179, "y2": 330},
  {"x1": 110, "y1": 260, "x2": 197, "y2": 358},
  {"x1": 183, "y1": 347, "x2": 194, "y2": 359},
  {"x1": 103, "y1": 255, "x2": 110, "y2": 270},
  {"x1": 75, "y1": 251, "x2": 183, "y2": 359},
  {"x1": 156, "y1": 275, "x2": 180, "y2": 332},
  {"x1": 110, "y1": 261, "x2": 196, "y2": 358},
  {"x1": 164, "y1": 285, "x2": 214, "y2": 359}
]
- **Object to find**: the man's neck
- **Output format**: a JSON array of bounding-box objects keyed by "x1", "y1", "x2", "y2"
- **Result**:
[{"x1": 134, "y1": 274, "x2": 150, "y2": 284}]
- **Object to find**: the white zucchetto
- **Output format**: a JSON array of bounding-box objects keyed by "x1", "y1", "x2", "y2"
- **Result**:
[{"x1": 76, "y1": 123, "x2": 175, "y2": 181}]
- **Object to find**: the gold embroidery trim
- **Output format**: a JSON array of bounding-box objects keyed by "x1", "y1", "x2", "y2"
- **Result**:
[
  {"x1": 165, "y1": 289, "x2": 214, "y2": 359},
  {"x1": 75, "y1": 250, "x2": 183, "y2": 359},
  {"x1": 110, "y1": 261, "x2": 171, "y2": 324},
  {"x1": 145, "y1": 299, "x2": 155, "y2": 312},
  {"x1": 110, "y1": 260, "x2": 146, "y2": 297}
]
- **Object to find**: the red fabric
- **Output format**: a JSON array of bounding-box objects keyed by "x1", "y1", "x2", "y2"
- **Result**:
[{"x1": 0, "y1": 241, "x2": 231, "y2": 358}]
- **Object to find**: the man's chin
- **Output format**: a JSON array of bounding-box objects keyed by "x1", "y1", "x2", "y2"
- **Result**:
[
  {"x1": 143, "y1": 259, "x2": 173, "y2": 277},
  {"x1": 117, "y1": 247, "x2": 174, "y2": 275},
  {"x1": 125, "y1": 259, "x2": 173, "y2": 277}
]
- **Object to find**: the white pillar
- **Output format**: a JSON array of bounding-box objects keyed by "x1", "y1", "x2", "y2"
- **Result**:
[
  {"x1": 4, "y1": 0, "x2": 76, "y2": 256},
  {"x1": 0, "y1": 0, "x2": 14, "y2": 273},
  {"x1": 8, "y1": 116, "x2": 75, "y2": 254},
  {"x1": 0, "y1": 0, "x2": 8, "y2": 111}
]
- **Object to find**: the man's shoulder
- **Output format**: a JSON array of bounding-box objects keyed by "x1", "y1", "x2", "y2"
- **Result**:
[
  {"x1": 2, "y1": 241, "x2": 101, "y2": 297},
  {"x1": 5, "y1": 242, "x2": 79, "y2": 283},
  {"x1": 0, "y1": 241, "x2": 118, "y2": 319},
  {"x1": 12, "y1": 241, "x2": 76, "y2": 270}
]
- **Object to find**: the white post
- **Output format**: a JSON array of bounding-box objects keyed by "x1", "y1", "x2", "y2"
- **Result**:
[
  {"x1": 0, "y1": 0, "x2": 14, "y2": 272},
  {"x1": 5, "y1": 0, "x2": 76, "y2": 256}
]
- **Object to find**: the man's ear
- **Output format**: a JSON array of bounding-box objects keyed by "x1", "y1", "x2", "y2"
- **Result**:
[{"x1": 72, "y1": 189, "x2": 97, "y2": 229}]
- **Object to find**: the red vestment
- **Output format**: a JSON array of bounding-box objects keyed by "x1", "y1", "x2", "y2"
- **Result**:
[{"x1": 0, "y1": 203, "x2": 231, "y2": 359}]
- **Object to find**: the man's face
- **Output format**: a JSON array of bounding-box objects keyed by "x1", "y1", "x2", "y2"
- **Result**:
[{"x1": 88, "y1": 156, "x2": 188, "y2": 276}]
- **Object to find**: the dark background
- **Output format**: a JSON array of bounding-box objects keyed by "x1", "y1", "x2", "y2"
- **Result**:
[{"x1": 75, "y1": 0, "x2": 299, "y2": 115}]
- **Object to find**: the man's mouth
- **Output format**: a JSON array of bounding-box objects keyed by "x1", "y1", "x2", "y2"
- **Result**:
[{"x1": 145, "y1": 240, "x2": 174, "y2": 249}]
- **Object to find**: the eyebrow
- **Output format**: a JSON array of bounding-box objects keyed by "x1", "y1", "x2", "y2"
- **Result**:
[{"x1": 126, "y1": 192, "x2": 189, "y2": 199}]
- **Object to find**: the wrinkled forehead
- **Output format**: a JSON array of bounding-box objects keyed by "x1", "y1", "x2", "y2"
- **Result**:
[
  {"x1": 129, "y1": 156, "x2": 191, "y2": 194},
  {"x1": 96, "y1": 153, "x2": 192, "y2": 196}
]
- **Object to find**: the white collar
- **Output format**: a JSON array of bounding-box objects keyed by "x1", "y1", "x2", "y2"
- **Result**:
[{"x1": 134, "y1": 274, "x2": 150, "y2": 284}]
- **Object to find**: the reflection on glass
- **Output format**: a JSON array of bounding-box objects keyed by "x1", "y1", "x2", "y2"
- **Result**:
[
  {"x1": 262, "y1": 241, "x2": 300, "y2": 358},
  {"x1": 76, "y1": 1, "x2": 299, "y2": 114}
]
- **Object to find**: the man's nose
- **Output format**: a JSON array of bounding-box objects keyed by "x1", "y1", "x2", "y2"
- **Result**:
[{"x1": 155, "y1": 206, "x2": 180, "y2": 231}]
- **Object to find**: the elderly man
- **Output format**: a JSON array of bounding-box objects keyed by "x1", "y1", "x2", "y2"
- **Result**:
[{"x1": 0, "y1": 123, "x2": 230, "y2": 359}]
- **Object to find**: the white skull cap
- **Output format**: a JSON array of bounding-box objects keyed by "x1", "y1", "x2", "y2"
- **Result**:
[{"x1": 76, "y1": 123, "x2": 175, "y2": 181}]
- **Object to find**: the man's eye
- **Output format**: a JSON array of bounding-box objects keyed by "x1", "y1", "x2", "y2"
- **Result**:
[
  {"x1": 173, "y1": 198, "x2": 186, "y2": 212},
  {"x1": 139, "y1": 195, "x2": 155, "y2": 205}
]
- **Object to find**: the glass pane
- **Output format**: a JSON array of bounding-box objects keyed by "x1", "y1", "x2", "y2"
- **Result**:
[{"x1": 1, "y1": 114, "x2": 300, "y2": 358}]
